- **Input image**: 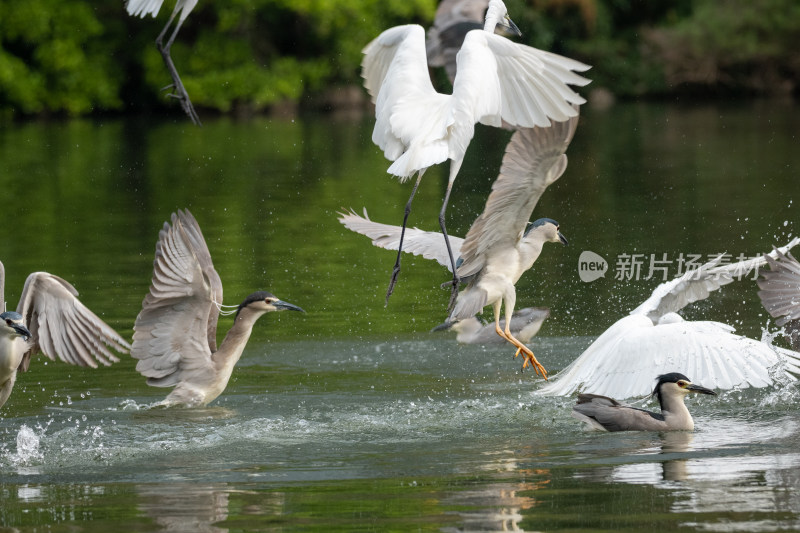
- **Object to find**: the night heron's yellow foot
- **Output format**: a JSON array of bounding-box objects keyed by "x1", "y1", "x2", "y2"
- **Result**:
[{"x1": 508, "y1": 332, "x2": 547, "y2": 378}]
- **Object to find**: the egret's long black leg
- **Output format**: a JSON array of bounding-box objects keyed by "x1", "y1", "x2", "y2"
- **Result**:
[
  {"x1": 439, "y1": 181, "x2": 460, "y2": 312},
  {"x1": 155, "y1": 10, "x2": 201, "y2": 126},
  {"x1": 385, "y1": 171, "x2": 424, "y2": 305}
]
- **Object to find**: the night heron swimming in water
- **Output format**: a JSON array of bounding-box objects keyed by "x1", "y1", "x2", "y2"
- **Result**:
[
  {"x1": 125, "y1": 0, "x2": 202, "y2": 125},
  {"x1": 362, "y1": 0, "x2": 590, "y2": 305},
  {"x1": 432, "y1": 307, "x2": 550, "y2": 345},
  {"x1": 572, "y1": 373, "x2": 717, "y2": 432},
  {"x1": 341, "y1": 114, "x2": 576, "y2": 375},
  {"x1": 132, "y1": 209, "x2": 304, "y2": 407},
  {"x1": 758, "y1": 248, "x2": 800, "y2": 351},
  {"x1": 0, "y1": 262, "x2": 129, "y2": 409},
  {"x1": 539, "y1": 239, "x2": 800, "y2": 399}
]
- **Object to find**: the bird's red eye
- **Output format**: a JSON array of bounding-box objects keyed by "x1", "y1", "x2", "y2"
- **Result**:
[{"x1": 677, "y1": 381, "x2": 687, "y2": 388}]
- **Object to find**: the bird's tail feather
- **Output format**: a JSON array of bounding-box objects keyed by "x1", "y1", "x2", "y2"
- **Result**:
[
  {"x1": 387, "y1": 141, "x2": 448, "y2": 181},
  {"x1": 449, "y1": 288, "x2": 488, "y2": 322}
]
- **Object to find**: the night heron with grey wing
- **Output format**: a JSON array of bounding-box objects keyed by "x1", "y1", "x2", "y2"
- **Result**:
[
  {"x1": 132, "y1": 209, "x2": 304, "y2": 407},
  {"x1": 362, "y1": 0, "x2": 589, "y2": 305},
  {"x1": 758, "y1": 248, "x2": 800, "y2": 351},
  {"x1": 433, "y1": 307, "x2": 550, "y2": 345},
  {"x1": 341, "y1": 113, "x2": 578, "y2": 376},
  {"x1": 0, "y1": 262, "x2": 129, "y2": 409},
  {"x1": 572, "y1": 373, "x2": 716, "y2": 432}
]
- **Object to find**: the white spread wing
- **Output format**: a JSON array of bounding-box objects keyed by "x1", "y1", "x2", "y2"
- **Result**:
[
  {"x1": 632, "y1": 238, "x2": 800, "y2": 322},
  {"x1": 538, "y1": 314, "x2": 800, "y2": 399},
  {"x1": 338, "y1": 209, "x2": 463, "y2": 272},
  {"x1": 457, "y1": 31, "x2": 590, "y2": 129}
]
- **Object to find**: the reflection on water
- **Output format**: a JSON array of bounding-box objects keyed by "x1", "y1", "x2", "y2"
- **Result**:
[
  {"x1": 137, "y1": 484, "x2": 230, "y2": 533},
  {"x1": 1, "y1": 102, "x2": 799, "y2": 531}
]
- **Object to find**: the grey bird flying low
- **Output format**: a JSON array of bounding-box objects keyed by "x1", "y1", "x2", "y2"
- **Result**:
[
  {"x1": 758, "y1": 248, "x2": 800, "y2": 351},
  {"x1": 131, "y1": 209, "x2": 304, "y2": 407},
  {"x1": 339, "y1": 114, "x2": 576, "y2": 375},
  {"x1": 572, "y1": 373, "x2": 717, "y2": 432},
  {"x1": 0, "y1": 262, "x2": 129, "y2": 409},
  {"x1": 433, "y1": 307, "x2": 550, "y2": 345},
  {"x1": 447, "y1": 116, "x2": 577, "y2": 377}
]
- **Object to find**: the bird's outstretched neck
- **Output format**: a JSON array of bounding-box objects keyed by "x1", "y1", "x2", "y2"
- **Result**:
[{"x1": 213, "y1": 307, "x2": 264, "y2": 370}]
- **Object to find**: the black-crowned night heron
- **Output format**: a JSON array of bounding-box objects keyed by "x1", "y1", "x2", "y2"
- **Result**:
[
  {"x1": 758, "y1": 248, "x2": 800, "y2": 351},
  {"x1": 341, "y1": 114, "x2": 577, "y2": 376},
  {"x1": 426, "y1": 0, "x2": 490, "y2": 83},
  {"x1": 433, "y1": 307, "x2": 550, "y2": 345},
  {"x1": 362, "y1": 0, "x2": 590, "y2": 304},
  {"x1": 538, "y1": 239, "x2": 800, "y2": 399},
  {"x1": 132, "y1": 209, "x2": 304, "y2": 407},
  {"x1": 125, "y1": 0, "x2": 201, "y2": 125},
  {"x1": 0, "y1": 262, "x2": 129, "y2": 409},
  {"x1": 572, "y1": 373, "x2": 717, "y2": 432}
]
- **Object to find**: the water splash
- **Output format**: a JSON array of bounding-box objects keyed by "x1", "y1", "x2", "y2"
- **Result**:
[{"x1": 12, "y1": 425, "x2": 43, "y2": 465}]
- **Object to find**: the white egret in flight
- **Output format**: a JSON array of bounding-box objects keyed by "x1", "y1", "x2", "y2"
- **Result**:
[{"x1": 362, "y1": 0, "x2": 590, "y2": 306}]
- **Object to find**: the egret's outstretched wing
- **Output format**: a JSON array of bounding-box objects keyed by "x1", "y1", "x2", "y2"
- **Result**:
[
  {"x1": 126, "y1": 0, "x2": 197, "y2": 20},
  {"x1": 338, "y1": 209, "x2": 464, "y2": 272},
  {"x1": 362, "y1": 24, "x2": 448, "y2": 173},
  {"x1": 16, "y1": 272, "x2": 129, "y2": 372},
  {"x1": 456, "y1": 31, "x2": 590, "y2": 129},
  {"x1": 632, "y1": 238, "x2": 800, "y2": 322},
  {"x1": 132, "y1": 209, "x2": 223, "y2": 388},
  {"x1": 537, "y1": 314, "x2": 800, "y2": 398},
  {"x1": 125, "y1": 0, "x2": 164, "y2": 17},
  {"x1": 457, "y1": 115, "x2": 578, "y2": 278}
]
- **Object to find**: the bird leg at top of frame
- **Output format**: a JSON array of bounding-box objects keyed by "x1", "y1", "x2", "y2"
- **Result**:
[{"x1": 155, "y1": 7, "x2": 202, "y2": 126}]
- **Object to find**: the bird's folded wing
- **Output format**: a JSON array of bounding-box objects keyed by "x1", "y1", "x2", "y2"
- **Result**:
[
  {"x1": 457, "y1": 31, "x2": 590, "y2": 129},
  {"x1": 457, "y1": 115, "x2": 578, "y2": 278},
  {"x1": 338, "y1": 209, "x2": 463, "y2": 272},
  {"x1": 538, "y1": 315, "x2": 798, "y2": 399},
  {"x1": 132, "y1": 210, "x2": 220, "y2": 387},
  {"x1": 16, "y1": 272, "x2": 129, "y2": 372},
  {"x1": 758, "y1": 248, "x2": 800, "y2": 327},
  {"x1": 632, "y1": 238, "x2": 800, "y2": 322}
]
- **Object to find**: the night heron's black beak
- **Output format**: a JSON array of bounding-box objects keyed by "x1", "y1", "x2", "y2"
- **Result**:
[
  {"x1": 11, "y1": 323, "x2": 32, "y2": 341},
  {"x1": 274, "y1": 300, "x2": 305, "y2": 313},
  {"x1": 431, "y1": 321, "x2": 454, "y2": 332},
  {"x1": 558, "y1": 231, "x2": 569, "y2": 246},
  {"x1": 686, "y1": 383, "x2": 716, "y2": 396}
]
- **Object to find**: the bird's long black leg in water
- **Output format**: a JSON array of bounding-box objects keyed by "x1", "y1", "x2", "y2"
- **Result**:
[
  {"x1": 156, "y1": 14, "x2": 202, "y2": 126},
  {"x1": 439, "y1": 182, "x2": 460, "y2": 312},
  {"x1": 385, "y1": 172, "x2": 424, "y2": 305}
]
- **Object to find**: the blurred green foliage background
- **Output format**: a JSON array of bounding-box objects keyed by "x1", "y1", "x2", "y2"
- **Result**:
[{"x1": 1, "y1": 0, "x2": 798, "y2": 119}]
